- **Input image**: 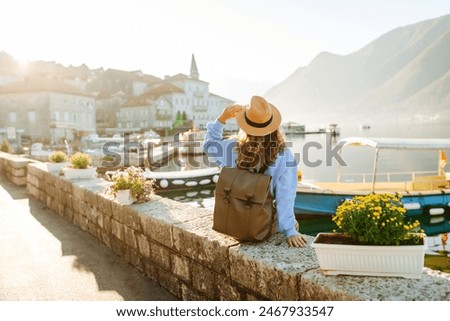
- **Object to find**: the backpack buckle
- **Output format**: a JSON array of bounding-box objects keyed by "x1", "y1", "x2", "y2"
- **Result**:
[
  {"x1": 223, "y1": 187, "x2": 231, "y2": 203},
  {"x1": 244, "y1": 193, "x2": 253, "y2": 208}
]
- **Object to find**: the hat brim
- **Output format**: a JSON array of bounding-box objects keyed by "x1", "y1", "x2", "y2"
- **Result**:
[{"x1": 235, "y1": 103, "x2": 282, "y2": 136}]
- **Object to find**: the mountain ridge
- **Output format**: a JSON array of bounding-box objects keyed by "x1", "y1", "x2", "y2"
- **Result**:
[{"x1": 265, "y1": 14, "x2": 450, "y2": 126}]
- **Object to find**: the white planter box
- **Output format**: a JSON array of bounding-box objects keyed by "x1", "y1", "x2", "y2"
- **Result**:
[
  {"x1": 116, "y1": 189, "x2": 135, "y2": 205},
  {"x1": 63, "y1": 167, "x2": 97, "y2": 179},
  {"x1": 311, "y1": 233, "x2": 427, "y2": 279},
  {"x1": 46, "y1": 162, "x2": 69, "y2": 173}
]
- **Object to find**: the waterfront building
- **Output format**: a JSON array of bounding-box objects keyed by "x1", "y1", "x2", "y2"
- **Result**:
[{"x1": 0, "y1": 77, "x2": 96, "y2": 144}]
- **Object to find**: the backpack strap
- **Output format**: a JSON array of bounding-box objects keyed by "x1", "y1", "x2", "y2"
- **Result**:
[{"x1": 221, "y1": 167, "x2": 241, "y2": 203}]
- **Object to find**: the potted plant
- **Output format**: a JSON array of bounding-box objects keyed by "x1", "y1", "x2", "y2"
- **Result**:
[
  {"x1": 311, "y1": 193, "x2": 427, "y2": 279},
  {"x1": 47, "y1": 151, "x2": 69, "y2": 172},
  {"x1": 63, "y1": 152, "x2": 97, "y2": 179},
  {"x1": 105, "y1": 166, "x2": 155, "y2": 205}
]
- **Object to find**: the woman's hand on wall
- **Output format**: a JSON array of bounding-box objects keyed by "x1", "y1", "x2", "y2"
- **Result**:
[{"x1": 287, "y1": 234, "x2": 307, "y2": 248}]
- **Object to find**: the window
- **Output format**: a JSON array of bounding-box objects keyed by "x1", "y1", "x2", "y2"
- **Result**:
[
  {"x1": 9, "y1": 112, "x2": 17, "y2": 123},
  {"x1": 28, "y1": 111, "x2": 36, "y2": 122}
]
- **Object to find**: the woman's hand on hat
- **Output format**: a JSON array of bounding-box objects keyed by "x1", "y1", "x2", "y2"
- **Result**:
[
  {"x1": 218, "y1": 104, "x2": 243, "y2": 124},
  {"x1": 287, "y1": 234, "x2": 307, "y2": 248}
]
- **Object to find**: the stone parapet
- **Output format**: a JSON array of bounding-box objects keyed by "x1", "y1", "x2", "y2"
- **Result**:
[
  {"x1": 25, "y1": 162, "x2": 450, "y2": 300},
  {"x1": 0, "y1": 152, "x2": 35, "y2": 186}
]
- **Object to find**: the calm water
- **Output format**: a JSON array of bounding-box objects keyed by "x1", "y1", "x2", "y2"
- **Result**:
[{"x1": 156, "y1": 123, "x2": 450, "y2": 234}]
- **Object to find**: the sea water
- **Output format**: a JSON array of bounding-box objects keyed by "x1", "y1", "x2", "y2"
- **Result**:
[{"x1": 157, "y1": 122, "x2": 450, "y2": 235}]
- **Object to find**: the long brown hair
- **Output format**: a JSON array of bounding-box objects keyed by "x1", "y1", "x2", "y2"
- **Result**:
[{"x1": 235, "y1": 129, "x2": 286, "y2": 171}]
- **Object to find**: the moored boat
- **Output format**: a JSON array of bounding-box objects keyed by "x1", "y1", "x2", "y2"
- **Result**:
[
  {"x1": 296, "y1": 137, "x2": 450, "y2": 235},
  {"x1": 282, "y1": 122, "x2": 306, "y2": 135},
  {"x1": 144, "y1": 166, "x2": 220, "y2": 190}
]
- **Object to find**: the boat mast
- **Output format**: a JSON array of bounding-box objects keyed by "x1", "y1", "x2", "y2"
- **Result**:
[{"x1": 371, "y1": 148, "x2": 380, "y2": 192}]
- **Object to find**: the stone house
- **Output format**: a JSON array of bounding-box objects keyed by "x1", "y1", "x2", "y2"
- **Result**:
[{"x1": 0, "y1": 77, "x2": 96, "y2": 144}]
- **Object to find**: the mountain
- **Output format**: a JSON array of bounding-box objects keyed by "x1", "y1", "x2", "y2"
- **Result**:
[{"x1": 265, "y1": 14, "x2": 450, "y2": 126}]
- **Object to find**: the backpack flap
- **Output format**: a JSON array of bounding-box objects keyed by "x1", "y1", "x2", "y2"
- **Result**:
[{"x1": 225, "y1": 169, "x2": 271, "y2": 205}]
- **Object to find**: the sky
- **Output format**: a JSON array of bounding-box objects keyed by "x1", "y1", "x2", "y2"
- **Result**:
[{"x1": 1, "y1": 0, "x2": 450, "y2": 102}]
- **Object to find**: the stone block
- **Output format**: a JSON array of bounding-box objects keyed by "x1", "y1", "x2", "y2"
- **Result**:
[
  {"x1": 79, "y1": 215, "x2": 89, "y2": 232},
  {"x1": 112, "y1": 204, "x2": 142, "y2": 232},
  {"x1": 137, "y1": 234, "x2": 151, "y2": 258},
  {"x1": 27, "y1": 184, "x2": 39, "y2": 198},
  {"x1": 180, "y1": 284, "x2": 207, "y2": 301},
  {"x1": 150, "y1": 242, "x2": 171, "y2": 271},
  {"x1": 87, "y1": 221, "x2": 97, "y2": 237},
  {"x1": 11, "y1": 167, "x2": 26, "y2": 177},
  {"x1": 100, "y1": 230, "x2": 111, "y2": 248},
  {"x1": 60, "y1": 178, "x2": 73, "y2": 193},
  {"x1": 110, "y1": 236, "x2": 126, "y2": 257},
  {"x1": 8, "y1": 158, "x2": 30, "y2": 169},
  {"x1": 190, "y1": 261, "x2": 215, "y2": 298},
  {"x1": 46, "y1": 173, "x2": 57, "y2": 187},
  {"x1": 171, "y1": 254, "x2": 190, "y2": 282},
  {"x1": 86, "y1": 206, "x2": 99, "y2": 224},
  {"x1": 38, "y1": 190, "x2": 46, "y2": 204},
  {"x1": 157, "y1": 268, "x2": 182, "y2": 299},
  {"x1": 72, "y1": 184, "x2": 86, "y2": 201},
  {"x1": 124, "y1": 226, "x2": 138, "y2": 250},
  {"x1": 215, "y1": 275, "x2": 241, "y2": 300},
  {"x1": 111, "y1": 219, "x2": 125, "y2": 241},
  {"x1": 229, "y1": 233, "x2": 317, "y2": 301},
  {"x1": 85, "y1": 190, "x2": 99, "y2": 208},
  {"x1": 143, "y1": 260, "x2": 159, "y2": 282},
  {"x1": 64, "y1": 207, "x2": 74, "y2": 221},
  {"x1": 64, "y1": 194, "x2": 74, "y2": 210},
  {"x1": 126, "y1": 248, "x2": 144, "y2": 272},
  {"x1": 10, "y1": 175, "x2": 27, "y2": 186},
  {"x1": 27, "y1": 164, "x2": 39, "y2": 176},
  {"x1": 172, "y1": 215, "x2": 237, "y2": 275},
  {"x1": 140, "y1": 213, "x2": 173, "y2": 248},
  {"x1": 97, "y1": 193, "x2": 113, "y2": 216},
  {"x1": 27, "y1": 173, "x2": 39, "y2": 187}
]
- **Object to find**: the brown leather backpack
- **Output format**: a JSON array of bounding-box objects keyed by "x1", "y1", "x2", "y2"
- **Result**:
[{"x1": 213, "y1": 167, "x2": 275, "y2": 242}]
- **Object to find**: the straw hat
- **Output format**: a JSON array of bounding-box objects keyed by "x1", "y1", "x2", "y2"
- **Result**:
[{"x1": 235, "y1": 96, "x2": 282, "y2": 136}]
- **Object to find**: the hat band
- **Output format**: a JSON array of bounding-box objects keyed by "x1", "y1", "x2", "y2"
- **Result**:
[{"x1": 244, "y1": 112, "x2": 273, "y2": 128}]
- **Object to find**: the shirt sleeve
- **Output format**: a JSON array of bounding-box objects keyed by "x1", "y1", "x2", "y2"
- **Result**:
[
  {"x1": 202, "y1": 120, "x2": 236, "y2": 167},
  {"x1": 273, "y1": 149, "x2": 299, "y2": 238}
]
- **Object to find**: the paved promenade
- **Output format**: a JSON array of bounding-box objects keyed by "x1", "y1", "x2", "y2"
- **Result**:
[{"x1": 0, "y1": 175, "x2": 176, "y2": 300}]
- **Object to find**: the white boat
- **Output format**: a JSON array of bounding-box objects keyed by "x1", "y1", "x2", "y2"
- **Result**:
[
  {"x1": 326, "y1": 123, "x2": 340, "y2": 136},
  {"x1": 141, "y1": 130, "x2": 161, "y2": 145},
  {"x1": 282, "y1": 122, "x2": 306, "y2": 135},
  {"x1": 144, "y1": 166, "x2": 220, "y2": 190},
  {"x1": 359, "y1": 124, "x2": 371, "y2": 130},
  {"x1": 296, "y1": 137, "x2": 450, "y2": 235}
]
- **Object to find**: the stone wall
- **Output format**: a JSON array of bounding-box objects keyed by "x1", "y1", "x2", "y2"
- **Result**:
[
  {"x1": 0, "y1": 151, "x2": 34, "y2": 186},
  {"x1": 23, "y1": 161, "x2": 450, "y2": 301},
  {"x1": 0, "y1": 153, "x2": 450, "y2": 301}
]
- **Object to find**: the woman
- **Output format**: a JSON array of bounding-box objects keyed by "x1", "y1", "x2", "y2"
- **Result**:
[{"x1": 203, "y1": 96, "x2": 306, "y2": 247}]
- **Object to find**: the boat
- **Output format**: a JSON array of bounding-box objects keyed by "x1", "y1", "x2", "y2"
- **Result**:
[
  {"x1": 178, "y1": 129, "x2": 206, "y2": 155},
  {"x1": 282, "y1": 122, "x2": 306, "y2": 135},
  {"x1": 296, "y1": 137, "x2": 450, "y2": 235},
  {"x1": 359, "y1": 124, "x2": 371, "y2": 130},
  {"x1": 326, "y1": 123, "x2": 340, "y2": 136},
  {"x1": 144, "y1": 166, "x2": 220, "y2": 190},
  {"x1": 140, "y1": 130, "x2": 161, "y2": 145}
]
